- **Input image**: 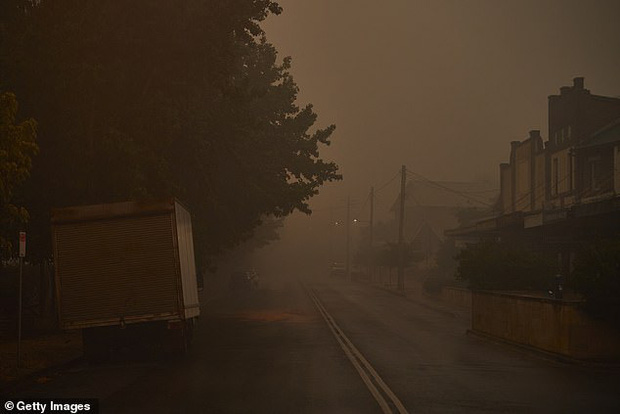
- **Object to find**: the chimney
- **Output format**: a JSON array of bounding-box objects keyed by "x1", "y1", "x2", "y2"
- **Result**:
[
  {"x1": 528, "y1": 130, "x2": 540, "y2": 139},
  {"x1": 560, "y1": 86, "x2": 571, "y2": 95},
  {"x1": 573, "y1": 77, "x2": 584, "y2": 90}
]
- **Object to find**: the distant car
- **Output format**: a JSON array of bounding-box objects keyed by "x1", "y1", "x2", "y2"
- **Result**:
[{"x1": 330, "y1": 262, "x2": 346, "y2": 277}]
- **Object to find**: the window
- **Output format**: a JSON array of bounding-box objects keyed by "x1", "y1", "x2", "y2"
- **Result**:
[
  {"x1": 569, "y1": 153, "x2": 574, "y2": 191},
  {"x1": 588, "y1": 155, "x2": 603, "y2": 193},
  {"x1": 552, "y1": 157, "x2": 559, "y2": 195}
]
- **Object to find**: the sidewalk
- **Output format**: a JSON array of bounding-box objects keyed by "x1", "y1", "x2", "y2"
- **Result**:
[
  {"x1": 0, "y1": 272, "x2": 231, "y2": 391},
  {"x1": 355, "y1": 273, "x2": 471, "y2": 320},
  {"x1": 0, "y1": 330, "x2": 82, "y2": 390}
]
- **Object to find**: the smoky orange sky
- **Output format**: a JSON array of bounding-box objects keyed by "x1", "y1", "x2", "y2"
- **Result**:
[
  {"x1": 252, "y1": 0, "x2": 620, "y2": 270},
  {"x1": 263, "y1": 0, "x2": 620, "y2": 214}
]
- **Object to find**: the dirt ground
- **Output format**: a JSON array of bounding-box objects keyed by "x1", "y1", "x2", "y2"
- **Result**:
[{"x1": 0, "y1": 331, "x2": 82, "y2": 388}]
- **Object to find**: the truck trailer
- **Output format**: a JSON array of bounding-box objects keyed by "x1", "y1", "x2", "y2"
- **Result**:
[{"x1": 51, "y1": 199, "x2": 200, "y2": 359}]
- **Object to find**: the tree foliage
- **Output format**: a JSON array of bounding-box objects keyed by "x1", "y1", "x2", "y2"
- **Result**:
[
  {"x1": 571, "y1": 240, "x2": 620, "y2": 329},
  {"x1": 0, "y1": 90, "x2": 38, "y2": 256},
  {"x1": 423, "y1": 239, "x2": 462, "y2": 293},
  {"x1": 456, "y1": 240, "x2": 554, "y2": 290},
  {"x1": 0, "y1": 1, "x2": 340, "y2": 267}
]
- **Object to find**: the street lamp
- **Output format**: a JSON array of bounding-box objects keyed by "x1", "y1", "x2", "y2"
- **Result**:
[{"x1": 351, "y1": 218, "x2": 374, "y2": 281}]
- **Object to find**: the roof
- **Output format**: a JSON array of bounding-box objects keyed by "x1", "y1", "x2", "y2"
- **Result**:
[
  {"x1": 392, "y1": 180, "x2": 499, "y2": 210},
  {"x1": 576, "y1": 117, "x2": 620, "y2": 150},
  {"x1": 51, "y1": 198, "x2": 179, "y2": 224}
]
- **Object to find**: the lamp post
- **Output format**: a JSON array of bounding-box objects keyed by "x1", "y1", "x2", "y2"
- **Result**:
[{"x1": 352, "y1": 218, "x2": 372, "y2": 281}]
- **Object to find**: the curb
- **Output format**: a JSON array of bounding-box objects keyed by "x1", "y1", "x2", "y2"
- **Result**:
[
  {"x1": 466, "y1": 329, "x2": 620, "y2": 369},
  {"x1": 353, "y1": 278, "x2": 460, "y2": 318}
]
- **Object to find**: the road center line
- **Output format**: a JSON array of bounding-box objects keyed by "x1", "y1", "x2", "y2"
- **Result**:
[{"x1": 305, "y1": 285, "x2": 409, "y2": 414}]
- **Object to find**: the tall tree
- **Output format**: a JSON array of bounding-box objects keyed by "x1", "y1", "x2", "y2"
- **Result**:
[
  {"x1": 0, "y1": 90, "x2": 38, "y2": 257},
  {"x1": 0, "y1": 1, "x2": 340, "y2": 267}
]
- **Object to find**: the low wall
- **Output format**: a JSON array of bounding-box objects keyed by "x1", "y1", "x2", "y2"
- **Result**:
[
  {"x1": 441, "y1": 286, "x2": 472, "y2": 308},
  {"x1": 472, "y1": 291, "x2": 620, "y2": 361}
]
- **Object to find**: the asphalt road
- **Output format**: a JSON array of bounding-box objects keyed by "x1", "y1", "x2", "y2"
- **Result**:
[{"x1": 5, "y1": 276, "x2": 620, "y2": 413}]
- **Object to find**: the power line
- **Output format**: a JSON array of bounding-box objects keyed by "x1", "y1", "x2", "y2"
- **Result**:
[
  {"x1": 495, "y1": 164, "x2": 616, "y2": 214},
  {"x1": 405, "y1": 170, "x2": 495, "y2": 207},
  {"x1": 375, "y1": 169, "x2": 401, "y2": 194}
]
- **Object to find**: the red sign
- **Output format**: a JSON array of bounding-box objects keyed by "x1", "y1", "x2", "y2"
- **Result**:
[{"x1": 19, "y1": 232, "x2": 26, "y2": 257}]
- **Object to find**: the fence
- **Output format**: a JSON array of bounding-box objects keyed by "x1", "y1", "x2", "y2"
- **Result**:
[{"x1": 471, "y1": 290, "x2": 620, "y2": 361}]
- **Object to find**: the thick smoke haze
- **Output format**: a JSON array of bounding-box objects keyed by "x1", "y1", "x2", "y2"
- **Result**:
[
  {"x1": 263, "y1": 0, "x2": 620, "y2": 204},
  {"x1": 254, "y1": 0, "x2": 620, "y2": 273}
]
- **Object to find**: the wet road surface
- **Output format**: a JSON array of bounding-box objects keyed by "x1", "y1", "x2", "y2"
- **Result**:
[{"x1": 5, "y1": 276, "x2": 620, "y2": 413}]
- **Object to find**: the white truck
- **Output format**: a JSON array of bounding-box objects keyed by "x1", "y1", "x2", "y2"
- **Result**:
[{"x1": 51, "y1": 199, "x2": 200, "y2": 360}]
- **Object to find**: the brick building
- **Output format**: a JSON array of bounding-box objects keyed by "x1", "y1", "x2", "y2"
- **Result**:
[
  {"x1": 546, "y1": 77, "x2": 620, "y2": 209},
  {"x1": 448, "y1": 78, "x2": 620, "y2": 275},
  {"x1": 499, "y1": 130, "x2": 545, "y2": 214},
  {"x1": 499, "y1": 77, "x2": 620, "y2": 213},
  {"x1": 573, "y1": 119, "x2": 620, "y2": 202}
]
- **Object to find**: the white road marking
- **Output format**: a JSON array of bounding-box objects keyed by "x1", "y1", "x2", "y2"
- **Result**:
[{"x1": 305, "y1": 285, "x2": 410, "y2": 414}]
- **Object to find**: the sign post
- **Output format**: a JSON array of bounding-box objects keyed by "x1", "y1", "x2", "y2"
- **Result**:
[{"x1": 18, "y1": 231, "x2": 26, "y2": 366}]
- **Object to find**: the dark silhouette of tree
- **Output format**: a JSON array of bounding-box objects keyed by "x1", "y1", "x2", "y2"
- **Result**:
[
  {"x1": 571, "y1": 240, "x2": 620, "y2": 329},
  {"x1": 373, "y1": 242, "x2": 421, "y2": 270},
  {"x1": 0, "y1": 1, "x2": 340, "y2": 268},
  {"x1": 0, "y1": 90, "x2": 38, "y2": 257},
  {"x1": 456, "y1": 240, "x2": 554, "y2": 290}
]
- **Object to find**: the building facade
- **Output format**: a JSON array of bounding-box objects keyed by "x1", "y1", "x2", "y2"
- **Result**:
[
  {"x1": 499, "y1": 78, "x2": 620, "y2": 213},
  {"x1": 448, "y1": 78, "x2": 620, "y2": 276},
  {"x1": 499, "y1": 130, "x2": 545, "y2": 214}
]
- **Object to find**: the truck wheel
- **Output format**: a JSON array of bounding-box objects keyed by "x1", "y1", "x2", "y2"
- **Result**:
[
  {"x1": 163, "y1": 322, "x2": 189, "y2": 356},
  {"x1": 82, "y1": 327, "x2": 110, "y2": 363},
  {"x1": 179, "y1": 330, "x2": 189, "y2": 356}
]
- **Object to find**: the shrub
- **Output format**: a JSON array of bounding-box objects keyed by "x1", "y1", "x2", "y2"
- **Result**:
[
  {"x1": 571, "y1": 240, "x2": 620, "y2": 329},
  {"x1": 424, "y1": 239, "x2": 461, "y2": 293},
  {"x1": 456, "y1": 240, "x2": 554, "y2": 291}
]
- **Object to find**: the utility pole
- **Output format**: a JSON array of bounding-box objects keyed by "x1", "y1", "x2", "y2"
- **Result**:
[
  {"x1": 346, "y1": 196, "x2": 351, "y2": 281},
  {"x1": 397, "y1": 165, "x2": 406, "y2": 291}
]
